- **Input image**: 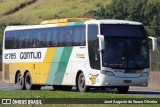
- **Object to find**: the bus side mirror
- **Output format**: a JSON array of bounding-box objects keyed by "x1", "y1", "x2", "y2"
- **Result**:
[
  {"x1": 148, "y1": 36, "x2": 157, "y2": 51},
  {"x1": 97, "y1": 35, "x2": 105, "y2": 51}
]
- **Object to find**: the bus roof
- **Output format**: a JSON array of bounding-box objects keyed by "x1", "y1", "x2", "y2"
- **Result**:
[
  {"x1": 85, "y1": 19, "x2": 143, "y2": 25},
  {"x1": 5, "y1": 19, "x2": 143, "y2": 31},
  {"x1": 41, "y1": 18, "x2": 142, "y2": 25},
  {"x1": 41, "y1": 18, "x2": 92, "y2": 24}
]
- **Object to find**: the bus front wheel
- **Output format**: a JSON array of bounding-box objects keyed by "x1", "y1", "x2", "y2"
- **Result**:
[
  {"x1": 77, "y1": 72, "x2": 90, "y2": 92},
  {"x1": 117, "y1": 86, "x2": 129, "y2": 94}
]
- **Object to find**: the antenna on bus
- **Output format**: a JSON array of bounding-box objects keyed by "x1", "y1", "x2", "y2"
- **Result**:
[{"x1": 40, "y1": 18, "x2": 93, "y2": 24}]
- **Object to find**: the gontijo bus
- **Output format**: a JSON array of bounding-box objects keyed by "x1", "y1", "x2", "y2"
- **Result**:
[{"x1": 2, "y1": 18, "x2": 157, "y2": 93}]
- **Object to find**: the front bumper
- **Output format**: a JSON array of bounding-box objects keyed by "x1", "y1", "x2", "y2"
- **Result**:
[{"x1": 90, "y1": 74, "x2": 149, "y2": 87}]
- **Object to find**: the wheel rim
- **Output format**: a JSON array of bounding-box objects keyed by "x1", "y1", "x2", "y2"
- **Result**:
[
  {"x1": 17, "y1": 74, "x2": 23, "y2": 86},
  {"x1": 79, "y1": 75, "x2": 85, "y2": 88},
  {"x1": 26, "y1": 75, "x2": 31, "y2": 87}
]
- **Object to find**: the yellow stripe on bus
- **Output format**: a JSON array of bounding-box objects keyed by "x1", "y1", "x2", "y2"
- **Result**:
[
  {"x1": 44, "y1": 48, "x2": 56, "y2": 62},
  {"x1": 57, "y1": 23, "x2": 67, "y2": 26},
  {"x1": 38, "y1": 48, "x2": 56, "y2": 84}
]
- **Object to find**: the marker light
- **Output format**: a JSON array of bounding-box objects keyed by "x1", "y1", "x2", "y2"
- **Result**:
[
  {"x1": 140, "y1": 72, "x2": 149, "y2": 77},
  {"x1": 102, "y1": 70, "x2": 115, "y2": 76}
]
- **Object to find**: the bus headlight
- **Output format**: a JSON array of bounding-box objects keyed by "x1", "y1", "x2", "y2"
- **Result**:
[
  {"x1": 140, "y1": 72, "x2": 149, "y2": 77},
  {"x1": 102, "y1": 70, "x2": 115, "y2": 76}
]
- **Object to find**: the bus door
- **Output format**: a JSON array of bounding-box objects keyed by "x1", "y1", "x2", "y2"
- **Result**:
[{"x1": 88, "y1": 25, "x2": 100, "y2": 70}]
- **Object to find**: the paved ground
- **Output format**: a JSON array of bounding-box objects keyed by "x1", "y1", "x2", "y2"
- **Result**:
[{"x1": 0, "y1": 71, "x2": 160, "y2": 98}]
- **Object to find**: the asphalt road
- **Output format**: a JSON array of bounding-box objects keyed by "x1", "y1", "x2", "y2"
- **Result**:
[
  {"x1": 0, "y1": 82, "x2": 160, "y2": 98},
  {"x1": 0, "y1": 72, "x2": 160, "y2": 97}
]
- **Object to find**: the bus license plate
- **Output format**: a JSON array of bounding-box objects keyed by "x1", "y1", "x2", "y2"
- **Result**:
[{"x1": 124, "y1": 80, "x2": 132, "y2": 83}]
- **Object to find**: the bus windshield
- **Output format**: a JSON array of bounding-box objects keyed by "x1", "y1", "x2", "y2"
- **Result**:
[{"x1": 101, "y1": 25, "x2": 149, "y2": 69}]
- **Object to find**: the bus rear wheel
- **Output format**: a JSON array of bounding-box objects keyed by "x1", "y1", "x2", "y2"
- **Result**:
[
  {"x1": 25, "y1": 72, "x2": 41, "y2": 90},
  {"x1": 77, "y1": 72, "x2": 90, "y2": 92},
  {"x1": 117, "y1": 86, "x2": 129, "y2": 94},
  {"x1": 16, "y1": 73, "x2": 25, "y2": 90}
]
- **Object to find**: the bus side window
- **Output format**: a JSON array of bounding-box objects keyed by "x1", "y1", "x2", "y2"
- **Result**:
[
  {"x1": 36, "y1": 29, "x2": 45, "y2": 48},
  {"x1": 22, "y1": 39, "x2": 26, "y2": 48},
  {"x1": 12, "y1": 31, "x2": 21, "y2": 49},
  {"x1": 80, "y1": 27, "x2": 86, "y2": 46},
  {"x1": 11, "y1": 32, "x2": 14, "y2": 49},
  {"x1": 31, "y1": 30, "x2": 35, "y2": 48},
  {"x1": 20, "y1": 31, "x2": 27, "y2": 48},
  {"x1": 32, "y1": 38, "x2": 38, "y2": 48},
  {"x1": 32, "y1": 30, "x2": 39, "y2": 48},
  {"x1": 19, "y1": 31, "x2": 23, "y2": 48},
  {"x1": 73, "y1": 28, "x2": 81, "y2": 46},
  {"x1": 5, "y1": 31, "x2": 12, "y2": 49},
  {"x1": 52, "y1": 29, "x2": 58, "y2": 47},
  {"x1": 58, "y1": 28, "x2": 64, "y2": 46},
  {"x1": 65, "y1": 27, "x2": 72, "y2": 46},
  {"x1": 26, "y1": 32, "x2": 31, "y2": 48},
  {"x1": 23, "y1": 30, "x2": 33, "y2": 48},
  {"x1": 14, "y1": 31, "x2": 20, "y2": 49},
  {"x1": 46, "y1": 28, "x2": 52, "y2": 47},
  {"x1": 72, "y1": 29, "x2": 76, "y2": 46}
]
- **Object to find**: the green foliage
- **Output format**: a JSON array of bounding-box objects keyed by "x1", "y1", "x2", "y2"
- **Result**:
[
  {"x1": 151, "y1": 50, "x2": 160, "y2": 71},
  {"x1": 0, "y1": 0, "x2": 28, "y2": 15},
  {"x1": 0, "y1": 24, "x2": 6, "y2": 54},
  {"x1": 0, "y1": 0, "x2": 111, "y2": 24},
  {"x1": 86, "y1": 0, "x2": 160, "y2": 26},
  {"x1": 145, "y1": 26, "x2": 160, "y2": 71},
  {"x1": 146, "y1": 27, "x2": 157, "y2": 36}
]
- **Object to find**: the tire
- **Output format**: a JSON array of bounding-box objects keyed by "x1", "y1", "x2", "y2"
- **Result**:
[
  {"x1": 117, "y1": 86, "x2": 129, "y2": 94},
  {"x1": 25, "y1": 72, "x2": 41, "y2": 90},
  {"x1": 16, "y1": 73, "x2": 25, "y2": 90},
  {"x1": 25, "y1": 72, "x2": 33, "y2": 90},
  {"x1": 53, "y1": 85, "x2": 72, "y2": 91},
  {"x1": 77, "y1": 72, "x2": 90, "y2": 92}
]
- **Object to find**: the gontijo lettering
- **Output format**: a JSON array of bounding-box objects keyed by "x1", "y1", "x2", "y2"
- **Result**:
[{"x1": 20, "y1": 52, "x2": 41, "y2": 59}]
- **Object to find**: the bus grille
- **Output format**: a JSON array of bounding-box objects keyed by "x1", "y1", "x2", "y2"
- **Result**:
[{"x1": 4, "y1": 64, "x2": 9, "y2": 80}]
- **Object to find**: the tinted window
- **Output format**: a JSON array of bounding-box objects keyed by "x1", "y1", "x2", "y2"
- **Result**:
[
  {"x1": 73, "y1": 28, "x2": 81, "y2": 46},
  {"x1": 65, "y1": 27, "x2": 72, "y2": 46},
  {"x1": 5, "y1": 31, "x2": 12, "y2": 49},
  {"x1": 24, "y1": 30, "x2": 34, "y2": 48},
  {"x1": 58, "y1": 28, "x2": 65, "y2": 46},
  {"x1": 80, "y1": 28, "x2": 86, "y2": 45},
  {"x1": 52, "y1": 29, "x2": 59, "y2": 46},
  {"x1": 36, "y1": 29, "x2": 46, "y2": 47},
  {"x1": 10, "y1": 31, "x2": 20, "y2": 49},
  {"x1": 88, "y1": 25, "x2": 100, "y2": 70},
  {"x1": 11, "y1": 31, "x2": 16, "y2": 49},
  {"x1": 46, "y1": 28, "x2": 53, "y2": 47},
  {"x1": 72, "y1": 26, "x2": 86, "y2": 46},
  {"x1": 5, "y1": 25, "x2": 86, "y2": 49},
  {"x1": 14, "y1": 31, "x2": 20, "y2": 48},
  {"x1": 101, "y1": 24, "x2": 146, "y2": 37}
]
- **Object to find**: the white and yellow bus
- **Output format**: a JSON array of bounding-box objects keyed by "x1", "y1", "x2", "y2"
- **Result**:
[{"x1": 2, "y1": 18, "x2": 157, "y2": 93}]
